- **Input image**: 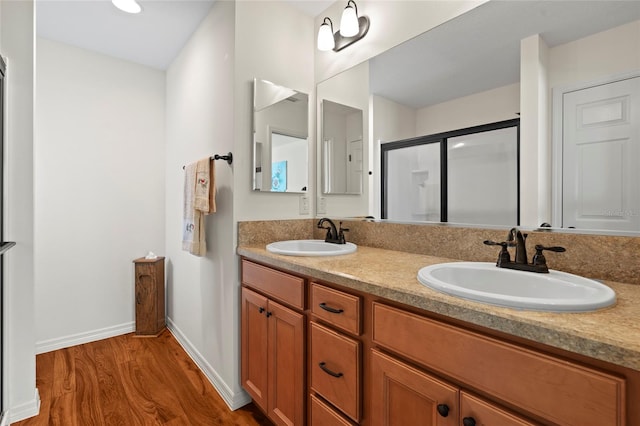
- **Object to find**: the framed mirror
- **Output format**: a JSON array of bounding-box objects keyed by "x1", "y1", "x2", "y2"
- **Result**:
[
  {"x1": 321, "y1": 100, "x2": 364, "y2": 194},
  {"x1": 253, "y1": 78, "x2": 309, "y2": 193},
  {"x1": 316, "y1": 0, "x2": 640, "y2": 233}
]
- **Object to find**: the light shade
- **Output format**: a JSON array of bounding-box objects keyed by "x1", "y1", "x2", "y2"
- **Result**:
[
  {"x1": 340, "y1": 1, "x2": 359, "y2": 37},
  {"x1": 112, "y1": 0, "x2": 142, "y2": 14},
  {"x1": 317, "y1": 18, "x2": 335, "y2": 51}
]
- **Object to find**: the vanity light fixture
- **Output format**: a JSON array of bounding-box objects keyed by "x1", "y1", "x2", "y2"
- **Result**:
[
  {"x1": 112, "y1": 0, "x2": 142, "y2": 14},
  {"x1": 317, "y1": 0, "x2": 370, "y2": 52}
]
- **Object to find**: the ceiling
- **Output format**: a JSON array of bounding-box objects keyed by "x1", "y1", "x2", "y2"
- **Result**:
[{"x1": 36, "y1": 0, "x2": 332, "y2": 70}]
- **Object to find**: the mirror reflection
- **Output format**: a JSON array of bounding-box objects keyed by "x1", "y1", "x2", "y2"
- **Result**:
[
  {"x1": 253, "y1": 78, "x2": 309, "y2": 193},
  {"x1": 322, "y1": 100, "x2": 364, "y2": 194},
  {"x1": 317, "y1": 0, "x2": 640, "y2": 233}
]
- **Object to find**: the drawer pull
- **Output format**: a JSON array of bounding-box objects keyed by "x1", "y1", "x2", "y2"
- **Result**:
[
  {"x1": 436, "y1": 404, "x2": 450, "y2": 417},
  {"x1": 319, "y1": 362, "x2": 344, "y2": 378},
  {"x1": 319, "y1": 302, "x2": 344, "y2": 314},
  {"x1": 462, "y1": 417, "x2": 476, "y2": 426}
]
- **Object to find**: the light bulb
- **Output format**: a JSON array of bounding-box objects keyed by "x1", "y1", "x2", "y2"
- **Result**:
[
  {"x1": 112, "y1": 0, "x2": 142, "y2": 14},
  {"x1": 340, "y1": 3, "x2": 359, "y2": 37},
  {"x1": 317, "y1": 19, "x2": 335, "y2": 51}
]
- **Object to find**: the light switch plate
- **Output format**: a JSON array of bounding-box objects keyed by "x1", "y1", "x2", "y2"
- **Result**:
[
  {"x1": 317, "y1": 197, "x2": 327, "y2": 214},
  {"x1": 299, "y1": 195, "x2": 310, "y2": 215}
]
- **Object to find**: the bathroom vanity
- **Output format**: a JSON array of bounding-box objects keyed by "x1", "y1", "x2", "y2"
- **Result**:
[{"x1": 238, "y1": 243, "x2": 640, "y2": 426}]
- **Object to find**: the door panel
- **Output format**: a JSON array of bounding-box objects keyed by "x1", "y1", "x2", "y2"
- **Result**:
[
  {"x1": 563, "y1": 76, "x2": 640, "y2": 230},
  {"x1": 241, "y1": 288, "x2": 269, "y2": 411},
  {"x1": 268, "y1": 300, "x2": 304, "y2": 426},
  {"x1": 370, "y1": 349, "x2": 458, "y2": 426}
]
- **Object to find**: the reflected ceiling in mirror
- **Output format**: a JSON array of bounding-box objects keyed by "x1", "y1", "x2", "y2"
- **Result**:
[
  {"x1": 370, "y1": 0, "x2": 640, "y2": 110},
  {"x1": 253, "y1": 78, "x2": 309, "y2": 193}
]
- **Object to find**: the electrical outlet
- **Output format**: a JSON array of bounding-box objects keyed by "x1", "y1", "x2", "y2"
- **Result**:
[
  {"x1": 317, "y1": 197, "x2": 327, "y2": 214},
  {"x1": 299, "y1": 195, "x2": 310, "y2": 215}
]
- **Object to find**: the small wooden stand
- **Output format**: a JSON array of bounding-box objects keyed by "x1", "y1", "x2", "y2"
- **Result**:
[{"x1": 133, "y1": 256, "x2": 165, "y2": 336}]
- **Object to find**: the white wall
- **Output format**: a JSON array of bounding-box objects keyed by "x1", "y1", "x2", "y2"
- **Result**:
[
  {"x1": 416, "y1": 83, "x2": 520, "y2": 136},
  {"x1": 1, "y1": 0, "x2": 38, "y2": 422},
  {"x1": 165, "y1": 0, "x2": 244, "y2": 409},
  {"x1": 235, "y1": 1, "x2": 315, "y2": 222},
  {"x1": 549, "y1": 19, "x2": 640, "y2": 89},
  {"x1": 34, "y1": 38, "x2": 166, "y2": 352}
]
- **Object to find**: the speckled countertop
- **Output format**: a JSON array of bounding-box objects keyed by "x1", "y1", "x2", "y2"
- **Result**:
[{"x1": 238, "y1": 244, "x2": 640, "y2": 372}]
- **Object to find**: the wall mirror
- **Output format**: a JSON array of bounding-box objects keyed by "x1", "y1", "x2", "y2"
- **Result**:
[
  {"x1": 321, "y1": 100, "x2": 364, "y2": 194},
  {"x1": 253, "y1": 78, "x2": 309, "y2": 193},
  {"x1": 316, "y1": 0, "x2": 640, "y2": 234}
]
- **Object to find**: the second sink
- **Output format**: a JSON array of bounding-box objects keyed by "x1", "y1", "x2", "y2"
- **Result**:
[{"x1": 417, "y1": 262, "x2": 616, "y2": 312}]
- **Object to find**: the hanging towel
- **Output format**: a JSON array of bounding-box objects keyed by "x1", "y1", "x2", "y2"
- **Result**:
[
  {"x1": 194, "y1": 158, "x2": 216, "y2": 214},
  {"x1": 182, "y1": 162, "x2": 202, "y2": 256},
  {"x1": 182, "y1": 158, "x2": 217, "y2": 256}
]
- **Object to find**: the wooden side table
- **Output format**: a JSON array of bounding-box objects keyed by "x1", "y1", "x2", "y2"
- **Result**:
[{"x1": 133, "y1": 256, "x2": 165, "y2": 336}]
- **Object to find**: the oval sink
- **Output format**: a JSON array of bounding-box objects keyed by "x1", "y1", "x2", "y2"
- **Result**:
[
  {"x1": 417, "y1": 262, "x2": 616, "y2": 312},
  {"x1": 266, "y1": 239, "x2": 357, "y2": 257}
]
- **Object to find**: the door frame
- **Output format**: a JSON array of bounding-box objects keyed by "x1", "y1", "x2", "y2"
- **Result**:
[{"x1": 551, "y1": 70, "x2": 640, "y2": 228}]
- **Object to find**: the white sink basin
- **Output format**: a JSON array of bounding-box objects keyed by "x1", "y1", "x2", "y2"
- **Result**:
[
  {"x1": 266, "y1": 239, "x2": 357, "y2": 257},
  {"x1": 417, "y1": 262, "x2": 616, "y2": 312}
]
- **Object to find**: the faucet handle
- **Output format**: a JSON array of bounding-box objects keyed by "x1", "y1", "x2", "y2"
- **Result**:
[
  {"x1": 338, "y1": 222, "x2": 349, "y2": 244},
  {"x1": 532, "y1": 245, "x2": 566, "y2": 268},
  {"x1": 483, "y1": 240, "x2": 511, "y2": 266}
]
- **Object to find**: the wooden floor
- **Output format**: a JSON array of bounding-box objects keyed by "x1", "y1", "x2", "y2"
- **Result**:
[{"x1": 14, "y1": 330, "x2": 272, "y2": 426}]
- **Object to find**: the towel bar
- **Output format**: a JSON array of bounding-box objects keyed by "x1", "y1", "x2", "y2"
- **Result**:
[{"x1": 182, "y1": 152, "x2": 233, "y2": 169}]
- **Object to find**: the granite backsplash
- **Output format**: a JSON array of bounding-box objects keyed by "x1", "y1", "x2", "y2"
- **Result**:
[{"x1": 238, "y1": 219, "x2": 640, "y2": 285}]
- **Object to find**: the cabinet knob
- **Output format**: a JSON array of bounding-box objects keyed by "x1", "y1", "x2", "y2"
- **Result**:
[
  {"x1": 462, "y1": 417, "x2": 476, "y2": 426},
  {"x1": 266, "y1": 311, "x2": 272, "y2": 318},
  {"x1": 258, "y1": 307, "x2": 265, "y2": 314},
  {"x1": 436, "y1": 404, "x2": 449, "y2": 417}
]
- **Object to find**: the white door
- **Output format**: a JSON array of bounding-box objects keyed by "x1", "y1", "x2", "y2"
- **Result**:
[
  {"x1": 562, "y1": 76, "x2": 640, "y2": 231},
  {"x1": 346, "y1": 139, "x2": 363, "y2": 194}
]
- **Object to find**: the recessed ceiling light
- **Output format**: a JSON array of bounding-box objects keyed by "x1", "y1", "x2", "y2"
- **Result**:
[{"x1": 112, "y1": 0, "x2": 142, "y2": 14}]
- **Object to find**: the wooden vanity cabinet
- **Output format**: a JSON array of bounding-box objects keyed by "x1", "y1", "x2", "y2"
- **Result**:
[
  {"x1": 240, "y1": 258, "x2": 632, "y2": 426},
  {"x1": 241, "y1": 261, "x2": 305, "y2": 426}
]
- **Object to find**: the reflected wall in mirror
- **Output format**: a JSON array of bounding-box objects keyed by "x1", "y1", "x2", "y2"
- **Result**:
[
  {"x1": 322, "y1": 100, "x2": 364, "y2": 194},
  {"x1": 316, "y1": 0, "x2": 640, "y2": 234},
  {"x1": 253, "y1": 78, "x2": 309, "y2": 193}
]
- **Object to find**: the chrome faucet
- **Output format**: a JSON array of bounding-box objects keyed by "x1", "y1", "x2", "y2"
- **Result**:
[
  {"x1": 484, "y1": 227, "x2": 566, "y2": 273},
  {"x1": 317, "y1": 218, "x2": 349, "y2": 244}
]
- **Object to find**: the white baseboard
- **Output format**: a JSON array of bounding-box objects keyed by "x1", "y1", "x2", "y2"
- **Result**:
[
  {"x1": 35, "y1": 322, "x2": 135, "y2": 354},
  {"x1": 8, "y1": 388, "x2": 40, "y2": 424},
  {"x1": 166, "y1": 317, "x2": 251, "y2": 411}
]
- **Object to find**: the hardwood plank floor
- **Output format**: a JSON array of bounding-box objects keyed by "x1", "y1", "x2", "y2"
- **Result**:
[{"x1": 14, "y1": 330, "x2": 272, "y2": 426}]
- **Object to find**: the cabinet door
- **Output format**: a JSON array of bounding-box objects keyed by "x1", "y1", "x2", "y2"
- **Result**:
[
  {"x1": 241, "y1": 287, "x2": 269, "y2": 411},
  {"x1": 371, "y1": 349, "x2": 458, "y2": 426},
  {"x1": 268, "y1": 299, "x2": 305, "y2": 426},
  {"x1": 460, "y1": 392, "x2": 537, "y2": 426}
]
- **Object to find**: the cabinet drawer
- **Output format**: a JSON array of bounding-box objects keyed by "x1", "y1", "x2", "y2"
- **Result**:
[
  {"x1": 310, "y1": 322, "x2": 361, "y2": 422},
  {"x1": 310, "y1": 282, "x2": 361, "y2": 335},
  {"x1": 310, "y1": 394, "x2": 353, "y2": 426},
  {"x1": 460, "y1": 391, "x2": 537, "y2": 426},
  {"x1": 372, "y1": 302, "x2": 626, "y2": 426},
  {"x1": 241, "y1": 260, "x2": 304, "y2": 310}
]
